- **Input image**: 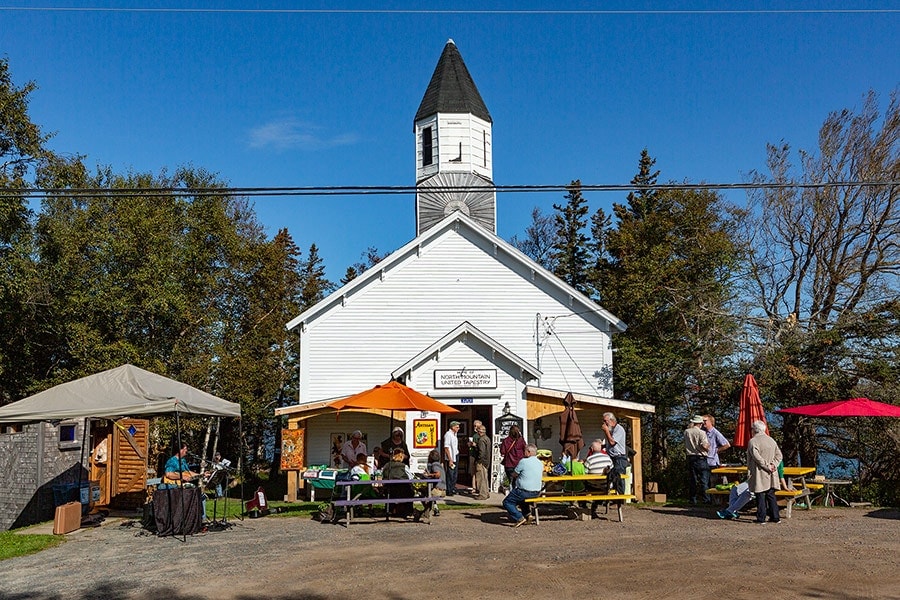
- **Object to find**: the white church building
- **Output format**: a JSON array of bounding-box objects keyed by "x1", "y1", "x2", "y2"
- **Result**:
[{"x1": 276, "y1": 40, "x2": 654, "y2": 499}]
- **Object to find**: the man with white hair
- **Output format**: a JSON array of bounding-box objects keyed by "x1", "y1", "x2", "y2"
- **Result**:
[
  {"x1": 601, "y1": 412, "x2": 629, "y2": 495},
  {"x1": 746, "y1": 420, "x2": 783, "y2": 524}
]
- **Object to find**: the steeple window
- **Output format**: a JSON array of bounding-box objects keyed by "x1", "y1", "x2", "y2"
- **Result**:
[{"x1": 423, "y1": 127, "x2": 433, "y2": 166}]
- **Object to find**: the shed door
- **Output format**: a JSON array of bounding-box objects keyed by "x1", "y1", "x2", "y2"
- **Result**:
[{"x1": 110, "y1": 418, "x2": 149, "y2": 508}]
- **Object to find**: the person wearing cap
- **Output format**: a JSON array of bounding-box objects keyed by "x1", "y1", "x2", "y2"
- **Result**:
[
  {"x1": 685, "y1": 415, "x2": 711, "y2": 504},
  {"x1": 443, "y1": 421, "x2": 461, "y2": 496},
  {"x1": 374, "y1": 426, "x2": 410, "y2": 469},
  {"x1": 340, "y1": 430, "x2": 368, "y2": 469}
]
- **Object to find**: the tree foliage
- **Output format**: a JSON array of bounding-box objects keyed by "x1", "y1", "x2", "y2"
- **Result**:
[
  {"x1": 510, "y1": 207, "x2": 559, "y2": 272},
  {"x1": 741, "y1": 88, "x2": 900, "y2": 500},
  {"x1": 592, "y1": 153, "x2": 741, "y2": 482},
  {"x1": 551, "y1": 180, "x2": 591, "y2": 293}
]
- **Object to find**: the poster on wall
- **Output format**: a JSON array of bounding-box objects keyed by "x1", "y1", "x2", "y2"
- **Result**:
[
  {"x1": 413, "y1": 419, "x2": 438, "y2": 448},
  {"x1": 330, "y1": 433, "x2": 345, "y2": 467},
  {"x1": 280, "y1": 428, "x2": 305, "y2": 471}
]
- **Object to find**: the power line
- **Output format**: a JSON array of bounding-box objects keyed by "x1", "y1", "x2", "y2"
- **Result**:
[
  {"x1": 4, "y1": 180, "x2": 897, "y2": 201},
  {"x1": 2, "y1": 7, "x2": 898, "y2": 15}
]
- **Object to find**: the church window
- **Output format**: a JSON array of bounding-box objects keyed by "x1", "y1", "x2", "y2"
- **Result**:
[{"x1": 423, "y1": 127, "x2": 433, "y2": 166}]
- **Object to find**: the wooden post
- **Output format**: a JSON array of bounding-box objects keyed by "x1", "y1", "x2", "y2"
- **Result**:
[{"x1": 626, "y1": 415, "x2": 643, "y2": 502}]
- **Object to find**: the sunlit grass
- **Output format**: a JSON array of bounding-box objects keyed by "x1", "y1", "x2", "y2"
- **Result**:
[{"x1": 0, "y1": 531, "x2": 64, "y2": 561}]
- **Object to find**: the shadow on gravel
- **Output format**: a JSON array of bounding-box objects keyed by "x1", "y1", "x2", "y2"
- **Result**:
[
  {"x1": 0, "y1": 582, "x2": 332, "y2": 600},
  {"x1": 863, "y1": 508, "x2": 900, "y2": 520},
  {"x1": 644, "y1": 506, "x2": 724, "y2": 520}
]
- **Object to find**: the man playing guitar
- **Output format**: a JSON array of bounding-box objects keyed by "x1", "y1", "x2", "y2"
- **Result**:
[{"x1": 163, "y1": 444, "x2": 202, "y2": 487}]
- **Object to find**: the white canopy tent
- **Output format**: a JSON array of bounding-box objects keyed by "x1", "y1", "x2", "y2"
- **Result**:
[{"x1": 0, "y1": 364, "x2": 240, "y2": 422}]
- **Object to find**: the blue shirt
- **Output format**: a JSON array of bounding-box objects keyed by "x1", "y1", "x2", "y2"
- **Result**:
[
  {"x1": 514, "y1": 455, "x2": 544, "y2": 492},
  {"x1": 164, "y1": 454, "x2": 190, "y2": 475},
  {"x1": 705, "y1": 426, "x2": 730, "y2": 466}
]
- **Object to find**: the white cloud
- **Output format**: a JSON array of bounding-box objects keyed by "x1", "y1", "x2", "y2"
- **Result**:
[{"x1": 248, "y1": 118, "x2": 359, "y2": 151}]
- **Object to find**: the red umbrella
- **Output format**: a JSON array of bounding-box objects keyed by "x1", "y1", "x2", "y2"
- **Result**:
[
  {"x1": 734, "y1": 374, "x2": 768, "y2": 448},
  {"x1": 778, "y1": 397, "x2": 900, "y2": 418},
  {"x1": 778, "y1": 398, "x2": 900, "y2": 486}
]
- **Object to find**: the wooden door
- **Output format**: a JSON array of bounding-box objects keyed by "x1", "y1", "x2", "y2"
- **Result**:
[{"x1": 109, "y1": 418, "x2": 150, "y2": 508}]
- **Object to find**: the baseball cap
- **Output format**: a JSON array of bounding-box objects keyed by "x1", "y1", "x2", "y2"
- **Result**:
[{"x1": 450, "y1": 421, "x2": 461, "y2": 427}]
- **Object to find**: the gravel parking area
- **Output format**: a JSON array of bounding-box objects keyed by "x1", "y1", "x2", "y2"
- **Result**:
[{"x1": 1, "y1": 502, "x2": 898, "y2": 600}]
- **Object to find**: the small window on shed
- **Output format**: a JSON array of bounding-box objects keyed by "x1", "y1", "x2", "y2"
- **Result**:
[
  {"x1": 1, "y1": 423, "x2": 24, "y2": 434},
  {"x1": 422, "y1": 127, "x2": 433, "y2": 166},
  {"x1": 59, "y1": 423, "x2": 77, "y2": 443}
]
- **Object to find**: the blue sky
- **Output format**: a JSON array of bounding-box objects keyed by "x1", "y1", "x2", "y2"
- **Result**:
[{"x1": 3, "y1": 2, "x2": 898, "y2": 280}]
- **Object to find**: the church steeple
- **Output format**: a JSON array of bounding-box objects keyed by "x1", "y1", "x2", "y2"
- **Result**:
[
  {"x1": 415, "y1": 39, "x2": 492, "y2": 124},
  {"x1": 414, "y1": 40, "x2": 495, "y2": 236}
]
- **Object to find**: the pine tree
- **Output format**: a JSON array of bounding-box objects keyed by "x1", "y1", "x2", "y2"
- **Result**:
[
  {"x1": 551, "y1": 180, "x2": 591, "y2": 293},
  {"x1": 299, "y1": 243, "x2": 333, "y2": 309}
]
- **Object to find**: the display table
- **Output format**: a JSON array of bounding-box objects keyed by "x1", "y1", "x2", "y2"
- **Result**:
[
  {"x1": 153, "y1": 487, "x2": 203, "y2": 536},
  {"x1": 302, "y1": 469, "x2": 343, "y2": 501},
  {"x1": 814, "y1": 479, "x2": 852, "y2": 507}
]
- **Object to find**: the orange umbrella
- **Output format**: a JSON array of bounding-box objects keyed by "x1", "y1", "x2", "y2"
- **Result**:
[
  {"x1": 328, "y1": 380, "x2": 459, "y2": 414},
  {"x1": 734, "y1": 373, "x2": 768, "y2": 448}
]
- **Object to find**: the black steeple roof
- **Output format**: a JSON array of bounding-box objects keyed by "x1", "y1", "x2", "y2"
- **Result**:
[{"x1": 415, "y1": 39, "x2": 492, "y2": 124}]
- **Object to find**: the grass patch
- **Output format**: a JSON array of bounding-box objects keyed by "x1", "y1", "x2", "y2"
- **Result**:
[{"x1": 0, "y1": 531, "x2": 64, "y2": 562}]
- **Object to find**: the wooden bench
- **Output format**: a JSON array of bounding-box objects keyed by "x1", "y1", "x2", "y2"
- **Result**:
[
  {"x1": 330, "y1": 477, "x2": 442, "y2": 527},
  {"x1": 332, "y1": 496, "x2": 444, "y2": 526},
  {"x1": 524, "y1": 494, "x2": 637, "y2": 523},
  {"x1": 705, "y1": 487, "x2": 814, "y2": 518}
]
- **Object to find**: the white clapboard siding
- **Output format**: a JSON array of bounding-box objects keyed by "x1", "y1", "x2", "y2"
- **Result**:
[
  {"x1": 298, "y1": 222, "x2": 614, "y2": 404},
  {"x1": 304, "y1": 412, "x2": 406, "y2": 468}
]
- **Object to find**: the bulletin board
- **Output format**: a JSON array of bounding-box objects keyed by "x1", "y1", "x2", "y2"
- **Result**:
[{"x1": 280, "y1": 428, "x2": 305, "y2": 471}]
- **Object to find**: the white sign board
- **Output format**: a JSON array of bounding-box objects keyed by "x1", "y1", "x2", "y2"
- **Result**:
[{"x1": 433, "y1": 369, "x2": 497, "y2": 389}]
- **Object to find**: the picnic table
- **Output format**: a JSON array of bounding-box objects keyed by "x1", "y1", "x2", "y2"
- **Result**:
[
  {"x1": 523, "y1": 473, "x2": 637, "y2": 523},
  {"x1": 708, "y1": 466, "x2": 820, "y2": 518},
  {"x1": 330, "y1": 476, "x2": 442, "y2": 527}
]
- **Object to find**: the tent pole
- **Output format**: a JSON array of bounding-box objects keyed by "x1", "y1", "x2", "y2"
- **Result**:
[
  {"x1": 238, "y1": 417, "x2": 245, "y2": 520},
  {"x1": 174, "y1": 409, "x2": 186, "y2": 542}
]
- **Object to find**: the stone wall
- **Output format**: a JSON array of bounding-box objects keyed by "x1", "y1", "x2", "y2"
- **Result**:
[{"x1": 0, "y1": 420, "x2": 89, "y2": 530}]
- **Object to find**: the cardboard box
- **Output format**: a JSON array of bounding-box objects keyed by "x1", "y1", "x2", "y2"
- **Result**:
[
  {"x1": 53, "y1": 501, "x2": 81, "y2": 535},
  {"x1": 644, "y1": 493, "x2": 667, "y2": 503},
  {"x1": 645, "y1": 481, "x2": 659, "y2": 493}
]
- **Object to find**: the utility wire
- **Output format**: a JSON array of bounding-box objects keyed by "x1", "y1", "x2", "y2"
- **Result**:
[
  {"x1": 4, "y1": 180, "x2": 897, "y2": 200},
  {"x1": 2, "y1": 7, "x2": 898, "y2": 15}
]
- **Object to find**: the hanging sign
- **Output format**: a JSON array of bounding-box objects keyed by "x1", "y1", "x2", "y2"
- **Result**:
[{"x1": 413, "y1": 419, "x2": 438, "y2": 448}]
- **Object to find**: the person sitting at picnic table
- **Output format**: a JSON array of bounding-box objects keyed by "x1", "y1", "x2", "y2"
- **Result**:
[
  {"x1": 717, "y1": 460, "x2": 791, "y2": 521},
  {"x1": 583, "y1": 439, "x2": 613, "y2": 517},
  {"x1": 374, "y1": 426, "x2": 410, "y2": 469},
  {"x1": 502, "y1": 443, "x2": 543, "y2": 527},
  {"x1": 381, "y1": 447, "x2": 415, "y2": 518},
  {"x1": 417, "y1": 449, "x2": 446, "y2": 523}
]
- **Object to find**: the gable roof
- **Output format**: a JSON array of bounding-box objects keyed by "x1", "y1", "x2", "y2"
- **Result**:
[
  {"x1": 285, "y1": 210, "x2": 626, "y2": 334},
  {"x1": 391, "y1": 321, "x2": 542, "y2": 382},
  {"x1": 414, "y1": 39, "x2": 492, "y2": 124}
]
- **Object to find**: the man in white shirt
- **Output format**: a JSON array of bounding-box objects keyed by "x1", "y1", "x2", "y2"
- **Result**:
[{"x1": 443, "y1": 421, "x2": 461, "y2": 496}]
